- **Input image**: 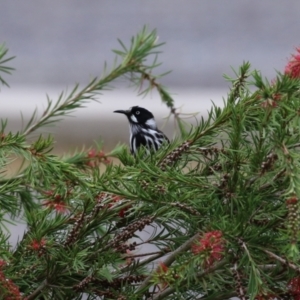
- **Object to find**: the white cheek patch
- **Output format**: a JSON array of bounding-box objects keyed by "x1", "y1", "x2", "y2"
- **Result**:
[
  {"x1": 145, "y1": 118, "x2": 156, "y2": 129},
  {"x1": 130, "y1": 124, "x2": 139, "y2": 134},
  {"x1": 130, "y1": 115, "x2": 138, "y2": 123}
]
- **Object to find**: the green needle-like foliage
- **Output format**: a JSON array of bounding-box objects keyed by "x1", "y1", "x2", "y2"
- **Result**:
[
  {"x1": 0, "y1": 44, "x2": 15, "y2": 88},
  {"x1": 0, "y1": 27, "x2": 300, "y2": 299}
]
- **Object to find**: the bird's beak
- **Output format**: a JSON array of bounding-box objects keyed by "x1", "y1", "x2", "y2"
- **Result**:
[{"x1": 114, "y1": 109, "x2": 129, "y2": 115}]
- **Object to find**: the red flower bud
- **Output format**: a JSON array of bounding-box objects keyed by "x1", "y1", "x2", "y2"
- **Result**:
[{"x1": 87, "y1": 149, "x2": 97, "y2": 158}]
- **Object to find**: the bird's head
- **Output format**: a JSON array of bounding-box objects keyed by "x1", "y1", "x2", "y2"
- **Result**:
[{"x1": 114, "y1": 106, "x2": 157, "y2": 129}]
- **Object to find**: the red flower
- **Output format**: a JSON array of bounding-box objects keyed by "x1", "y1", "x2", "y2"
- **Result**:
[
  {"x1": 42, "y1": 191, "x2": 69, "y2": 214},
  {"x1": 0, "y1": 260, "x2": 6, "y2": 269},
  {"x1": 288, "y1": 277, "x2": 300, "y2": 299},
  {"x1": 109, "y1": 195, "x2": 131, "y2": 218},
  {"x1": 118, "y1": 206, "x2": 130, "y2": 218},
  {"x1": 192, "y1": 230, "x2": 225, "y2": 267},
  {"x1": 157, "y1": 262, "x2": 169, "y2": 289},
  {"x1": 286, "y1": 196, "x2": 298, "y2": 205},
  {"x1": 43, "y1": 198, "x2": 69, "y2": 213},
  {"x1": 158, "y1": 262, "x2": 168, "y2": 273},
  {"x1": 285, "y1": 47, "x2": 300, "y2": 79},
  {"x1": 31, "y1": 238, "x2": 46, "y2": 251},
  {"x1": 0, "y1": 270, "x2": 21, "y2": 299}
]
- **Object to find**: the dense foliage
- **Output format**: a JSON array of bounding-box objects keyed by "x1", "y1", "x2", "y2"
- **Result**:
[{"x1": 1, "y1": 28, "x2": 300, "y2": 300}]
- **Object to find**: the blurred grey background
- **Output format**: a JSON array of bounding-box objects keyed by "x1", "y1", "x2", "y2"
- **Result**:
[{"x1": 1, "y1": 1, "x2": 299, "y2": 152}]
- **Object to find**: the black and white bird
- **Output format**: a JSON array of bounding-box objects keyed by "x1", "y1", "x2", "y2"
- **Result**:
[{"x1": 114, "y1": 106, "x2": 169, "y2": 155}]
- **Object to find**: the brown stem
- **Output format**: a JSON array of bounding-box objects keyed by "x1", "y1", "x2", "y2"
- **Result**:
[
  {"x1": 25, "y1": 279, "x2": 48, "y2": 300},
  {"x1": 137, "y1": 232, "x2": 201, "y2": 294},
  {"x1": 258, "y1": 168, "x2": 286, "y2": 191},
  {"x1": 264, "y1": 249, "x2": 300, "y2": 272}
]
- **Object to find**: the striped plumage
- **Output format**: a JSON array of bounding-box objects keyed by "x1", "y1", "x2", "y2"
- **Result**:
[{"x1": 114, "y1": 106, "x2": 169, "y2": 155}]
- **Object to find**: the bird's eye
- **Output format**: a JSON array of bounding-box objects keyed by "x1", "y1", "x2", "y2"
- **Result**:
[{"x1": 136, "y1": 111, "x2": 140, "y2": 115}]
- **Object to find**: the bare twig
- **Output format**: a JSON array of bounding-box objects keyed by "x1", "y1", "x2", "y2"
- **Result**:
[
  {"x1": 288, "y1": 142, "x2": 300, "y2": 149},
  {"x1": 137, "y1": 232, "x2": 201, "y2": 294},
  {"x1": 115, "y1": 250, "x2": 170, "y2": 276},
  {"x1": 25, "y1": 279, "x2": 48, "y2": 300},
  {"x1": 264, "y1": 249, "x2": 300, "y2": 272},
  {"x1": 128, "y1": 250, "x2": 169, "y2": 258},
  {"x1": 258, "y1": 168, "x2": 286, "y2": 191}
]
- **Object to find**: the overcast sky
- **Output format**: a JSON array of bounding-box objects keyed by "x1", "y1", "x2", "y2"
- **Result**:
[{"x1": 1, "y1": 1, "x2": 299, "y2": 89}]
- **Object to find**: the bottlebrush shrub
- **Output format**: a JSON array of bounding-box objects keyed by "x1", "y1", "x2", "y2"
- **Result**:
[{"x1": 1, "y1": 31, "x2": 300, "y2": 300}]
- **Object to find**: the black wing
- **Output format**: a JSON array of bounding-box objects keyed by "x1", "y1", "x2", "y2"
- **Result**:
[
  {"x1": 130, "y1": 132, "x2": 147, "y2": 155},
  {"x1": 130, "y1": 130, "x2": 169, "y2": 155}
]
